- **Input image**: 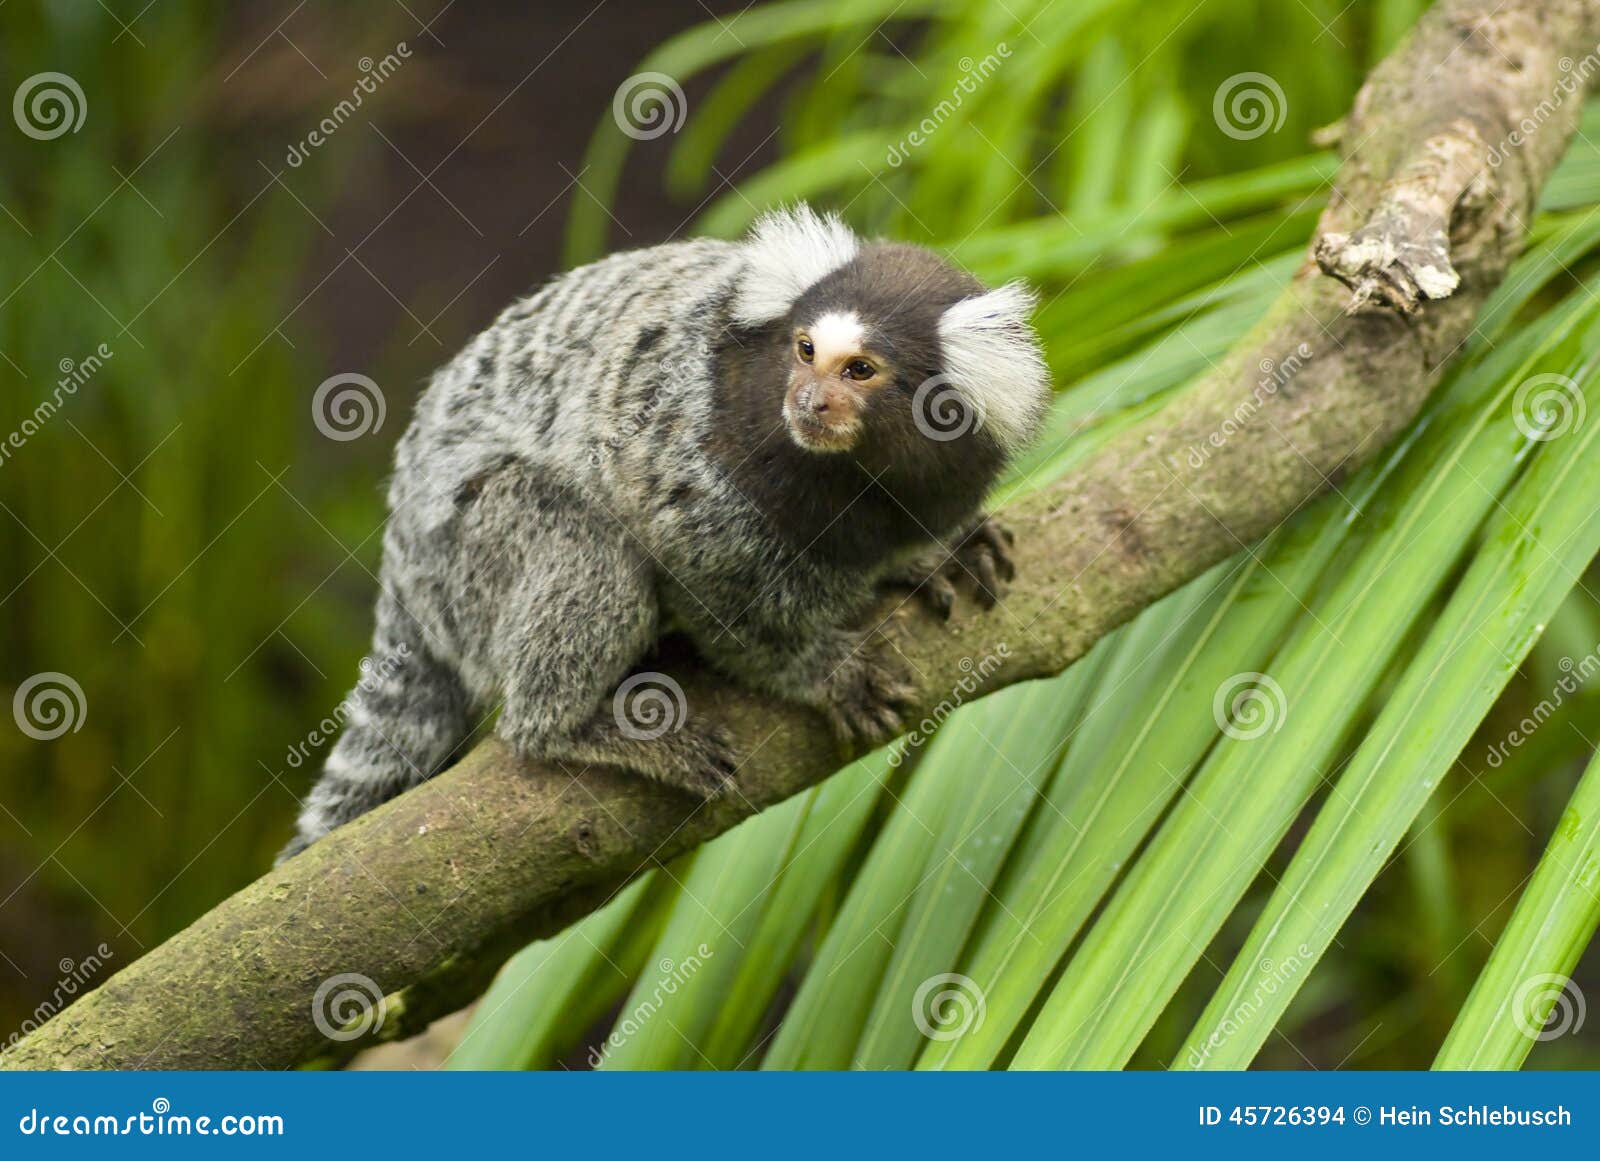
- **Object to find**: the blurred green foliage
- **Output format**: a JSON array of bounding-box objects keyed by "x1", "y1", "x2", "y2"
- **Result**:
[{"x1": 0, "y1": 5, "x2": 408, "y2": 1021}]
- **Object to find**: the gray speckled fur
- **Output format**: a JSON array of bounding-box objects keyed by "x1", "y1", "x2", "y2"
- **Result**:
[{"x1": 281, "y1": 222, "x2": 1043, "y2": 860}]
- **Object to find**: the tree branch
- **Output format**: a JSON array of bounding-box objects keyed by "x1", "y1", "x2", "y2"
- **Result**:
[{"x1": 7, "y1": 0, "x2": 1598, "y2": 1071}]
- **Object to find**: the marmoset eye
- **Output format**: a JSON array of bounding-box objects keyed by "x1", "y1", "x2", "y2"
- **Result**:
[
  {"x1": 797, "y1": 337, "x2": 815, "y2": 362},
  {"x1": 844, "y1": 359, "x2": 875, "y2": 380}
]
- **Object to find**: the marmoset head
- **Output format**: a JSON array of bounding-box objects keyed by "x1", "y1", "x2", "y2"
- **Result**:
[{"x1": 730, "y1": 205, "x2": 1051, "y2": 467}]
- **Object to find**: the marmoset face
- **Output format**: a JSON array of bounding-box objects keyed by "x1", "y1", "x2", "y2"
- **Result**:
[
  {"x1": 731, "y1": 208, "x2": 1048, "y2": 468},
  {"x1": 782, "y1": 310, "x2": 897, "y2": 453}
]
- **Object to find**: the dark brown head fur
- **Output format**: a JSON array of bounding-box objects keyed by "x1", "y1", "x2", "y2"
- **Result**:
[{"x1": 708, "y1": 242, "x2": 1008, "y2": 569}]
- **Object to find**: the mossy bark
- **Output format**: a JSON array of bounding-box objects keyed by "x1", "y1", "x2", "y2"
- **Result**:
[{"x1": 6, "y1": 0, "x2": 1598, "y2": 1071}]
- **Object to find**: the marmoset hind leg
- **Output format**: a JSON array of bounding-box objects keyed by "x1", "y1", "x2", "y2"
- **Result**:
[{"x1": 459, "y1": 462, "x2": 739, "y2": 798}]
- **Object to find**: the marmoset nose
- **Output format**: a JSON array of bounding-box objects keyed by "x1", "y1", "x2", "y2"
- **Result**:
[{"x1": 812, "y1": 398, "x2": 830, "y2": 414}]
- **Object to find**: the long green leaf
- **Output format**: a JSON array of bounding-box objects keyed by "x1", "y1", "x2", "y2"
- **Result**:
[
  {"x1": 596, "y1": 794, "x2": 812, "y2": 1069},
  {"x1": 924, "y1": 480, "x2": 1375, "y2": 1069},
  {"x1": 447, "y1": 874, "x2": 666, "y2": 1070},
  {"x1": 760, "y1": 733, "x2": 969, "y2": 1068},
  {"x1": 700, "y1": 753, "x2": 896, "y2": 1067},
  {"x1": 1436, "y1": 745, "x2": 1600, "y2": 1068},
  {"x1": 850, "y1": 660, "x2": 1108, "y2": 1068},
  {"x1": 1180, "y1": 340, "x2": 1600, "y2": 1068}
]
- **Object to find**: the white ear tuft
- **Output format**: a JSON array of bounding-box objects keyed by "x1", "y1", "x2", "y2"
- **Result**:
[
  {"x1": 732, "y1": 204, "x2": 859, "y2": 326},
  {"x1": 936, "y1": 282, "x2": 1050, "y2": 452}
]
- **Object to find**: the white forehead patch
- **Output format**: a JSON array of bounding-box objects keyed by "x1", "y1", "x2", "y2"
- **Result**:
[
  {"x1": 808, "y1": 310, "x2": 864, "y2": 365},
  {"x1": 732, "y1": 204, "x2": 859, "y2": 327},
  {"x1": 936, "y1": 282, "x2": 1051, "y2": 452}
]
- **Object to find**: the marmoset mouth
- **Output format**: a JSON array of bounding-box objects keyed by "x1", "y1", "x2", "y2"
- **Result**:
[{"x1": 784, "y1": 408, "x2": 861, "y2": 452}]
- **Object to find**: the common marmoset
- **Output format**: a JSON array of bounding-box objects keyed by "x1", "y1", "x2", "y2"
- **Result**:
[{"x1": 281, "y1": 205, "x2": 1049, "y2": 859}]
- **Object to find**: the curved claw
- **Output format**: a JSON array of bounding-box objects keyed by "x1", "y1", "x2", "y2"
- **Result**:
[
  {"x1": 650, "y1": 722, "x2": 742, "y2": 800},
  {"x1": 923, "y1": 573, "x2": 958, "y2": 620},
  {"x1": 956, "y1": 515, "x2": 1016, "y2": 606},
  {"x1": 821, "y1": 637, "x2": 917, "y2": 751},
  {"x1": 879, "y1": 514, "x2": 1019, "y2": 619}
]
